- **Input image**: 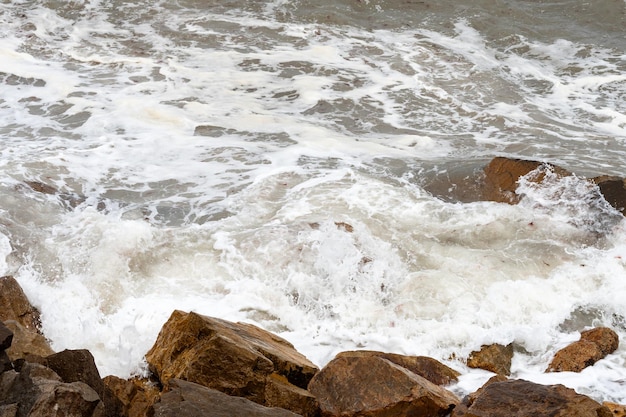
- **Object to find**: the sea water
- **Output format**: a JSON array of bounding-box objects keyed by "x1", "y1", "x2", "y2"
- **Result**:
[{"x1": 1, "y1": 0, "x2": 626, "y2": 404}]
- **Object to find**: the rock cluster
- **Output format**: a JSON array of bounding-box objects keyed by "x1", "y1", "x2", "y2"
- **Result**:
[{"x1": 0, "y1": 274, "x2": 623, "y2": 416}]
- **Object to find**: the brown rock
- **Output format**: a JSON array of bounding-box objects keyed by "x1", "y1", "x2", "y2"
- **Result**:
[
  {"x1": 0, "y1": 362, "x2": 104, "y2": 417},
  {"x1": 467, "y1": 344, "x2": 514, "y2": 376},
  {"x1": 0, "y1": 276, "x2": 42, "y2": 332},
  {"x1": 45, "y1": 350, "x2": 105, "y2": 400},
  {"x1": 3, "y1": 321, "x2": 54, "y2": 362},
  {"x1": 0, "y1": 403, "x2": 18, "y2": 417},
  {"x1": 603, "y1": 401, "x2": 626, "y2": 416},
  {"x1": 335, "y1": 350, "x2": 460, "y2": 385},
  {"x1": 265, "y1": 373, "x2": 320, "y2": 417},
  {"x1": 593, "y1": 177, "x2": 626, "y2": 216},
  {"x1": 308, "y1": 355, "x2": 459, "y2": 417},
  {"x1": 102, "y1": 375, "x2": 160, "y2": 417},
  {"x1": 482, "y1": 157, "x2": 570, "y2": 204},
  {"x1": 145, "y1": 311, "x2": 318, "y2": 412},
  {"x1": 450, "y1": 379, "x2": 612, "y2": 417},
  {"x1": 548, "y1": 327, "x2": 619, "y2": 373},
  {"x1": 152, "y1": 378, "x2": 301, "y2": 417},
  {"x1": 580, "y1": 327, "x2": 619, "y2": 356}
]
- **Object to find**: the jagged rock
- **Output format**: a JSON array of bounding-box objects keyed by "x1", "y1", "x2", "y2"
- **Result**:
[
  {"x1": 0, "y1": 276, "x2": 42, "y2": 332},
  {"x1": 467, "y1": 343, "x2": 513, "y2": 376},
  {"x1": 102, "y1": 375, "x2": 160, "y2": 417},
  {"x1": 335, "y1": 350, "x2": 460, "y2": 385},
  {"x1": 0, "y1": 362, "x2": 103, "y2": 417},
  {"x1": 592, "y1": 176, "x2": 626, "y2": 216},
  {"x1": 308, "y1": 354, "x2": 459, "y2": 417},
  {"x1": 145, "y1": 311, "x2": 318, "y2": 414},
  {"x1": 450, "y1": 379, "x2": 612, "y2": 417},
  {"x1": 3, "y1": 321, "x2": 54, "y2": 362},
  {"x1": 265, "y1": 373, "x2": 319, "y2": 417},
  {"x1": 152, "y1": 378, "x2": 301, "y2": 417},
  {"x1": 45, "y1": 350, "x2": 105, "y2": 400},
  {"x1": 458, "y1": 374, "x2": 508, "y2": 409},
  {"x1": 482, "y1": 157, "x2": 571, "y2": 204},
  {"x1": 603, "y1": 402, "x2": 626, "y2": 416},
  {"x1": 547, "y1": 327, "x2": 619, "y2": 373}
]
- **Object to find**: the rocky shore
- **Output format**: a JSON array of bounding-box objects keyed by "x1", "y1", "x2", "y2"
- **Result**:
[{"x1": 2, "y1": 157, "x2": 626, "y2": 416}]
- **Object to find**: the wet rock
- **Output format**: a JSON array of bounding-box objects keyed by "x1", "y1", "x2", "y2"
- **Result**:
[
  {"x1": 0, "y1": 362, "x2": 103, "y2": 417},
  {"x1": 450, "y1": 379, "x2": 612, "y2": 417},
  {"x1": 44, "y1": 350, "x2": 105, "y2": 400},
  {"x1": 482, "y1": 157, "x2": 571, "y2": 204},
  {"x1": 3, "y1": 321, "x2": 54, "y2": 362},
  {"x1": 335, "y1": 350, "x2": 460, "y2": 385},
  {"x1": 152, "y1": 378, "x2": 301, "y2": 417},
  {"x1": 467, "y1": 343, "x2": 514, "y2": 376},
  {"x1": 547, "y1": 327, "x2": 619, "y2": 373},
  {"x1": 603, "y1": 401, "x2": 626, "y2": 416},
  {"x1": 592, "y1": 177, "x2": 626, "y2": 216},
  {"x1": 102, "y1": 375, "x2": 160, "y2": 417},
  {"x1": 145, "y1": 311, "x2": 318, "y2": 413},
  {"x1": 0, "y1": 276, "x2": 42, "y2": 332},
  {"x1": 308, "y1": 354, "x2": 459, "y2": 417}
]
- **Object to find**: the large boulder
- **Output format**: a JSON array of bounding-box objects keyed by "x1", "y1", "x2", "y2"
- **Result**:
[
  {"x1": 467, "y1": 344, "x2": 513, "y2": 376},
  {"x1": 335, "y1": 350, "x2": 460, "y2": 386},
  {"x1": 482, "y1": 157, "x2": 570, "y2": 203},
  {"x1": 308, "y1": 354, "x2": 459, "y2": 417},
  {"x1": 547, "y1": 327, "x2": 619, "y2": 373},
  {"x1": 0, "y1": 362, "x2": 103, "y2": 417},
  {"x1": 152, "y1": 378, "x2": 301, "y2": 417},
  {"x1": 145, "y1": 311, "x2": 319, "y2": 415},
  {"x1": 0, "y1": 276, "x2": 41, "y2": 332},
  {"x1": 450, "y1": 379, "x2": 611, "y2": 417}
]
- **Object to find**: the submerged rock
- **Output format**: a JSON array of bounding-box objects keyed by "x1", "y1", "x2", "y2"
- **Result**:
[
  {"x1": 547, "y1": 327, "x2": 619, "y2": 373},
  {"x1": 451, "y1": 379, "x2": 612, "y2": 417},
  {"x1": 308, "y1": 354, "x2": 459, "y2": 417},
  {"x1": 145, "y1": 310, "x2": 319, "y2": 415}
]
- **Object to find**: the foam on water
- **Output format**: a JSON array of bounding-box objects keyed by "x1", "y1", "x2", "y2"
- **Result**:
[{"x1": 1, "y1": 0, "x2": 626, "y2": 403}]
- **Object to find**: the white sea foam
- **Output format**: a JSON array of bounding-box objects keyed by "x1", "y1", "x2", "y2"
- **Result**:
[{"x1": 1, "y1": 0, "x2": 626, "y2": 404}]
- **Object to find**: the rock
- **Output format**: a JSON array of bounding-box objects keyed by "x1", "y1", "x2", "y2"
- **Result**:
[
  {"x1": 0, "y1": 276, "x2": 42, "y2": 332},
  {"x1": 467, "y1": 343, "x2": 514, "y2": 376},
  {"x1": 308, "y1": 354, "x2": 459, "y2": 417},
  {"x1": 0, "y1": 362, "x2": 104, "y2": 417},
  {"x1": 3, "y1": 321, "x2": 54, "y2": 362},
  {"x1": 603, "y1": 401, "x2": 626, "y2": 416},
  {"x1": 482, "y1": 157, "x2": 571, "y2": 204},
  {"x1": 44, "y1": 350, "x2": 105, "y2": 400},
  {"x1": 145, "y1": 311, "x2": 318, "y2": 413},
  {"x1": 335, "y1": 350, "x2": 460, "y2": 385},
  {"x1": 450, "y1": 379, "x2": 612, "y2": 417},
  {"x1": 102, "y1": 375, "x2": 160, "y2": 417},
  {"x1": 0, "y1": 354, "x2": 11, "y2": 376},
  {"x1": 152, "y1": 378, "x2": 301, "y2": 417},
  {"x1": 592, "y1": 177, "x2": 626, "y2": 216},
  {"x1": 547, "y1": 327, "x2": 619, "y2": 373},
  {"x1": 265, "y1": 373, "x2": 319, "y2": 417}
]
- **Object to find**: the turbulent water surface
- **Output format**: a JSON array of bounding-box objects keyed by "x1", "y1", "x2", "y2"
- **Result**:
[{"x1": 1, "y1": 0, "x2": 626, "y2": 403}]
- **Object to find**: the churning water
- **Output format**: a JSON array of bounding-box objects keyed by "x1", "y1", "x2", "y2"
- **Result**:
[{"x1": 1, "y1": 0, "x2": 626, "y2": 403}]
